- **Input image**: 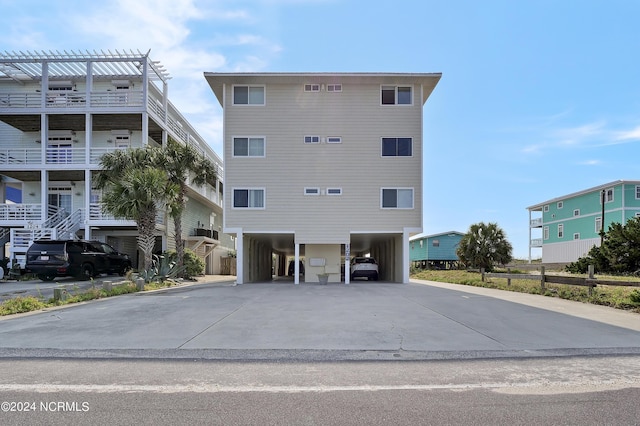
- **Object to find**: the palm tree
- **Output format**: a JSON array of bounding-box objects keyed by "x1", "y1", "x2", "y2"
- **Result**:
[
  {"x1": 456, "y1": 222, "x2": 513, "y2": 271},
  {"x1": 162, "y1": 138, "x2": 218, "y2": 276},
  {"x1": 95, "y1": 147, "x2": 177, "y2": 271}
]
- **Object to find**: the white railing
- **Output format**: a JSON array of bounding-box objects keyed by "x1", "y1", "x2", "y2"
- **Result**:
[
  {"x1": 0, "y1": 204, "x2": 43, "y2": 221},
  {"x1": 530, "y1": 238, "x2": 543, "y2": 247},
  {"x1": 90, "y1": 91, "x2": 143, "y2": 108},
  {"x1": 530, "y1": 218, "x2": 543, "y2": 227},
  {"x1": 10, "y1": 228, "x2": 55, "y2": 249},
  {"x1": 0, "y1": 90, "x2": 144, "y2": 109},
  {"x1": 46, "y1": 147, "x2": 86, "y2": 164},
  {"x1": 89, "y1": 203, "x2": 162, "y2": 225},
  {"x1": 147, "y1": 97, "x2": 166, "y2": 121},
  {"x1": 55, "y1": 208, "x2": 84, "y2": 239},
  {"x1": 0, "y1": 148, "x2": 42, "y2": 165},
  {"x1": 0, "y1": 92, "x2": 41, "y2": 108}
]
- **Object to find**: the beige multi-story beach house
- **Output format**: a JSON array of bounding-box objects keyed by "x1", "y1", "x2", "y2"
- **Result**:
[
  {"x1": 205, "y1": 72, "x2": 441, "y2": 284},
  {"x1": 0, "y1": 50, "x2": 233, "y2": 273}
]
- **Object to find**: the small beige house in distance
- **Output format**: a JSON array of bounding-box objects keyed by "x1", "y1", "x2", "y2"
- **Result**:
[{"x1": 205, "y1": 73, "x2": 441, "y2": 284}]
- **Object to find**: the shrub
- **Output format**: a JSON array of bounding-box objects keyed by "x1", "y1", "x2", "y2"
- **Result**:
[
  {"x1": 165, "y1": 249, "x2": 204, "y2": 279},
  {"x1": 0, "y1": 296, "x2": 47, "y2": 315}
]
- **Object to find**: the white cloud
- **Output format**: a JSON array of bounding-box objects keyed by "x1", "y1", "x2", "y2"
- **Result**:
[{"x1": 613, "y1": 125, "x2": 640, "y2": 142}]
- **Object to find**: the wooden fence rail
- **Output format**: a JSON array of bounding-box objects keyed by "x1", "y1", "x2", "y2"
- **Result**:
[{"x1": 481, "y1": 265, "x2": 640, "y2": 296}]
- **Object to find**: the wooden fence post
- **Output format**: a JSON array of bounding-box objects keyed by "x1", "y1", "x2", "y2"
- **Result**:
[
  {"x1": 507, "y1": 268, "x2": 511, "y2": 286},
  {"x1": 481, "y1": 268, "x2": 485, "y2": 282},
  {"x1": 540, "y1": 266, "x2": 545, "y2": 292},
  {"x1": 588, "y1": 264, "x2": 594, "y2": 296}
]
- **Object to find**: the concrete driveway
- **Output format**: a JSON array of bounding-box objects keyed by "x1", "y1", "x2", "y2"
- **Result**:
[{"x1": 0, "y1": 278, "x2": 639, "y2": 361}]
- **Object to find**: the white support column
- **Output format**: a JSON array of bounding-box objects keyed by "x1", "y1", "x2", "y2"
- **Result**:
[
  {"x1": 235, "y1": 229, "x2": 244, "y2": 284},
  {"x1": 40, "y1": 170, "x2": 48, "y2": 223},
  {"x1": 528, "y1": 210, "x2": 532, "y2": 263},
  {"x1": 402, "y1": 229, "x2": 410, "y2": 283},
  {"x1": 294, "y1": 243, "x2": 300, "y2": 285},
  {"x1": 344, "y1": 243, "x2": 350, "y2": 285},
  {"x1": 84, "y1": 169, "x2": 91, "y2": 240}
]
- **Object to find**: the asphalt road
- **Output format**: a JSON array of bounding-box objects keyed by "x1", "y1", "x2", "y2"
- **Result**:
[{"x1": 1, "y1": 357, "x2": 639, "y2": 425}]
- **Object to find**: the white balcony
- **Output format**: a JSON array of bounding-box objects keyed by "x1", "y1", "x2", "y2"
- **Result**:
[
  {"x1": 530, "y1": 218, "x2": 543, "y2": 227},
  {"x1": 530, "y1": 238, "x2": 543, "y2": 247}
]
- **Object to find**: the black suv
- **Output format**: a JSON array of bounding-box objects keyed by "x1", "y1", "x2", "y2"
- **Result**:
[{"x1": 26, "y1": 240, "x2": 132, "y2": 281}]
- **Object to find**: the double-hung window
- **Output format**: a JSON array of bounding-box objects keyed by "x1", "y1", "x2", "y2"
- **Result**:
[
  {"x1": 233, "y1": 85, "x2": 265, "y2": 105},
  {"x1": 381, "y1": 85, "x2": 412, "y2": 105},
  {"x1": 233, "y1": 189, "x2": 265, "y2": 209},
  {"x1": 381, "y1": 138, "x2": 412, "y2": 156},
  {"x1": 233, "y1": 137, "x2": 265, "y2": 157},
  {"x1": 381, "y1": 188, "x2": 413, "y2": 209}
]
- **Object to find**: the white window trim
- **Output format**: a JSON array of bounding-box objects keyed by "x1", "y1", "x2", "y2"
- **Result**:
[
  {"x1": 606, "y1": 188, "x2": 614, "y2": 203},
  {"x1": 326, "y1": 188, "x2": 342, "y2": 196},
  {"x1": 573, "y1": 209, "x2": 580, "y2": 216},
  {"x1": 558, "y1": 223, "x2": 564, "y2": 238},
  {"x1": 232, "y1": 85, "x2": 266, "y2": 106},
  {"x1": 543, "y1": 205, "x2": 549, "y2": 212},
  {"x1": 595, "y1": 216, "x2": 602, "y2": 233},
  {"x1": 304, "y1": 187, "x2": 320, "y2": 196},
  {"x1": 543, "y1": 226, "x2": 549, "y2": 240},
  {"x1": 557, "y1": 201, "x2": 563, "y2": 209},
  {"x1": 327, "y1": 84, "x2": 342, "y2": 92},
  {"x1": 381, "y1": 187, "x2": 414, "y2": 209},
  {"x1": 304, "y1": 83, "x2": 320, "y2": 92},
  {"x1": 232, "y1": 188, "x2": 266, "y2": 209},
  {"x1": 326, "y1": 136, "x2": 342, "y2": 144},
  {"x1": 232, "y1": 136, "x2": 266, "y2": 158},
  {"x1": 304, "y1": 136, "x2": 320, "y2": 144},
  {"x1": 573, "y1": 233, "x2": 580, "y2": 240},
  {"x1": 636, "y1": 185, "x2": 640, "y2": 200}
]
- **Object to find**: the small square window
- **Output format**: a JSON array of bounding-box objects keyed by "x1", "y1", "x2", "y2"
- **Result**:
[
  {"x1": 557, "y1": 201, "x2": 563, "y2": 209},
  {"x1": 327, "y1": 84, "x2": 342, "y2": 92},
  {"x1": 304, "y1": 136, "x2": 320, "y2": 144},
  {"x1": 573, "y1": 233, "x2": 580, "y2": 240},
  {"x1": 543, "y1": 205, "x2": 549, "y2": 212},
  {"x1": 304, "y1": 84, "x2": 320, "y2": 92},
  {"x1": 432, "y1": 240, "x2": 440, "y2": 247},
  {"x1": 573, "y1": 209, "x2": 580, "y2": 216}
]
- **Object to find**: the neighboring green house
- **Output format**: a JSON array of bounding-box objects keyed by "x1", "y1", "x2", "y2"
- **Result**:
[
  {"x1": 410, "y1": 231, "x2": 463, "y2": 270},
  {"x1": 527, "y1": 180, "x2": 640, "y2": 263}
]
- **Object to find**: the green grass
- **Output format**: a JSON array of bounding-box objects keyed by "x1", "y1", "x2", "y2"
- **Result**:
[
  {"x1": 411, "y1": 269, "x2": 640, "y2": 313},
  {"x1": 0, "y1": 280, "x2": 179, "y2": 316}
]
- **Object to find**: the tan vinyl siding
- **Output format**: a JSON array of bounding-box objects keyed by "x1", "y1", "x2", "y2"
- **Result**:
[{"x1": 224, "y1": 80, "x2": 422, "y2": 241}]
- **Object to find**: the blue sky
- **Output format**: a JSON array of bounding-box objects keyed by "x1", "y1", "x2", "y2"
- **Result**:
[{"x1": 2, "y1": 0, "x2": 639, "y2": 259}]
